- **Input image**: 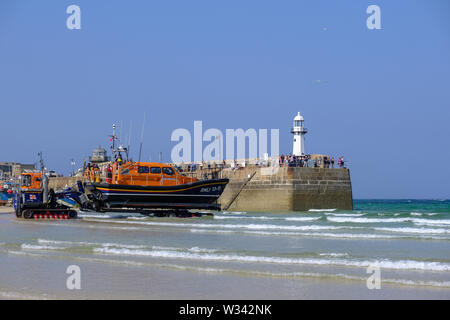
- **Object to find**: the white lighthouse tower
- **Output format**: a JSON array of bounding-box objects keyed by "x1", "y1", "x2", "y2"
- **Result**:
[{"x1": 291, "y1": 112, "x2": 308, "y2": 156}]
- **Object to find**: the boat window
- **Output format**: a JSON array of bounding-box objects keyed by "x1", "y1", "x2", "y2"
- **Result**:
[
  {"x1": 150, "y1": 167, "x2": 161, "y2": 174},
  {"x1": 21, "y1": 175, "x2": 31, "y2": 187},
  {"x1": 162, "y1": 167, "x2": 175, "y2": 176},
  {"x1": 121, "y1": 169, "x2": 130, "y2": 175},
  {"x1": 138, "y1": 166, "x2": 149, "y2": 174}
]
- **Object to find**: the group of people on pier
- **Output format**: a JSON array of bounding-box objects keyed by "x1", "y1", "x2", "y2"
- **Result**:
[
  {"x1": 278, "y1": 154, "x2": 345, "y2": 168},
  {"x1": 84, "y1": 163, "x2": 113, "y2": 183}
]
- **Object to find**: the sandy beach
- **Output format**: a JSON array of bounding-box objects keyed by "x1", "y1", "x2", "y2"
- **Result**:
[
  {"x1": 1, "y1": 246, "x2": 449, "y2": 300},
  {"x1": 0, "y1": 207, "x2": 13, "y2": 214}
]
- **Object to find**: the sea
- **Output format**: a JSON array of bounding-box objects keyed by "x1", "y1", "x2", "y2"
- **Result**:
[{"x1": 0, "y1": 200, "x2": 449, "y2": 299}]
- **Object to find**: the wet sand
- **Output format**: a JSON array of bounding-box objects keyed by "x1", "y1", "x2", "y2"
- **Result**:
[
  {"x1": 1, "y1": 249, "x2": 449, "y2": 300},
  {"x1": 0, "y1": 207, "x2": 13, "y2": 214}
]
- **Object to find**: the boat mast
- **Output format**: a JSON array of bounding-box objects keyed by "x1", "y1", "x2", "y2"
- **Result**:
[
  {"x1": 138, "y1": 112, "x2": 146, "y2": 164},
  {"x1": 110, "y1": 123, "x2": 129, "y2": 162}
]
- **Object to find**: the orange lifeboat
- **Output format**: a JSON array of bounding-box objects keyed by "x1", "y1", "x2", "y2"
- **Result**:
[{"x1": 84, "y1": 126, "x2": 229, "y2": 212}]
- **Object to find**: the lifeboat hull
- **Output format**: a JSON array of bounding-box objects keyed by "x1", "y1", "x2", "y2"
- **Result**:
[{"x1": 86, "y1": 178, "x2": 229, "y2": 211}]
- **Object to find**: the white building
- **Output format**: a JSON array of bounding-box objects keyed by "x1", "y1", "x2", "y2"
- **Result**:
[{"x1": 291, "y1": 112, "x2": 308, "y2": 156}]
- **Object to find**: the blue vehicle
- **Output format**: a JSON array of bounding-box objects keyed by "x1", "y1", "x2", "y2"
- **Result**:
[{"x1": 14, "y1": 171, "x2": 86, "y2": 219}]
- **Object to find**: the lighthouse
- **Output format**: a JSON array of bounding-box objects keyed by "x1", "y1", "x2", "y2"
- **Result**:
[{"x1": 291, "y1": 112, "x2": 308, "y2": 156}]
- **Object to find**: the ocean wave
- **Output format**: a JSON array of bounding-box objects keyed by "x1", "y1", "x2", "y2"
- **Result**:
[
  {"x1": 375, "y1": 227, "x2": 450, "y2": 235},
  {"x1": 413, "y1": 222, "x2": 450, "y2": 228},
  {"x1": 308, "y1": 209, "x2": 336, "y2": 212},
  {"x1": 93, "y1": 247, "x2": 450, "y2": 272},
  {"x1": 318, "y1": 253, "x2": 349, "y2": 257},
  {"x1": 214, "y1": 215, "x2": 277, "y2": 220},
  {"x1": 214, "y1": 215, "x2": 322, "y2": 222},
  {"x1": 411, "y1": 218, "x2": 450, "y2": 226},
  {"x1": 127, "y1": 216, "x2": 149, "y2": 220},
  {"x1": 325, "y1": 213, "x2": 366, "y2": 217},
  {"x1": 35, "y1": 238, "x2": 219, "y2": 254},
  {"x1": 37, "y1": 238, "x2": 147, "y2": 249},
  {"x1": 188, "y1": 228, "x2": 448, "y2": 240},
  {"x1": 84, "y1": 218, "x2": 346, "y2": 232},
  {"x1": 327, "y1": 216, "x2": 450, "y2": 225},
  {"x1": 78, "y1": 214, "x2": 112, "y2": 219},
  {"x1": 188, "y1": 246, "x2": 218, "y2": 253},
  {"x1": 21, "y1": 244, "x2": 63, "y2": 251},
  {"x1": 222, "y1": 211, "x2": 247, "y2": 215},
  {"x1": 285, "y1": 217, "x2": 322, "y2": 222},
  {"x1": 327, "y1": 217, "x2": 411, "y2": 223}
]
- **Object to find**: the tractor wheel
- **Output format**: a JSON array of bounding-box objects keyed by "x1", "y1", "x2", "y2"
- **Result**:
[
  {"x1": 68, "y1": 210, "x2": 78, "y2": 219},
  {"x1": 15, "y1": 206, "x2": 22, "y2": 218},
  {"x1": 15, "y1": 195, "x2": 22, "y2": 218},
  {"x1": 23, "y1": 210, "x2": 33, "y2": 219}
]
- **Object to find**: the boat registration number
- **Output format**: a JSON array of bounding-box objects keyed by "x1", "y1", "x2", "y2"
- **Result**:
[{"x1": 200, "y1": 186, "x2": 222, "y2": 193}]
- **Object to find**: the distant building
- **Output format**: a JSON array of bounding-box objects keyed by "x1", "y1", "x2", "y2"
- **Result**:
[
  {"x1": 89, "y1": 146, "x2": 110, "y2": 163},
  {"x1": 0, "y1": 162, "x2": 36, "y2": 180}
]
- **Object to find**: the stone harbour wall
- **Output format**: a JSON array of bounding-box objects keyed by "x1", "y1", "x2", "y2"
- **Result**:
[{"x1": 218, "y1": 166, "x2": 353, "y2": 212}]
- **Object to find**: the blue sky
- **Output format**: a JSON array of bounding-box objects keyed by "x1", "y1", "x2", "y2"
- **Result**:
[{"x1": 0, "y1": 0, "x2": 449, "y2": 198}]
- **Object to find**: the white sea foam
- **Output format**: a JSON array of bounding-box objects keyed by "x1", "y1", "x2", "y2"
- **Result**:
[
  {"x1": 413, "y1": 222, "x2": 450, "y2": 228},
  {"x1": 327, "y1": 217, "x2": 411, "y2": 223},
  {"x1": 319, "y1": 253, "x2": 349, "y2": 257},
  {"x1": 78, "y1": 214, "x2": 111, "y2": 219},
  {"x1": 214, "y1": 215, "x2": 277, "y2": 220},
  {"x1": 36, "y1": 238, "x2": 219, "y2": 253},
  {"x1": 375, "y1": 227, "x2": 450, "y2": 235},
  {"x1": 38, "y1": 239, "x2": 74, "y2": 246},
  {"x1": 327, "y1": 216, "x2": 450, "y2": 226},
  {"x1": 37, "y1": 238, "x2": 146, "y2": 249},
  {"x1": 215, "y1": 215, "x2": 322, "y2": 222},
  {"x1": 150, "y1": 245, "x2": 181, "y2": 251},
  {"x1": 84, "y1": 218, "x2": 345, "y2": 232},
  {"x1": 410, "y1": 212, "x2": 423, "y2": 216},
  {"x1": 308, "y1": 209, "x2": 336, "y2": 212},
  {"x1": 325, "y1": 213, "x2": 366, "y2": 217},
  {"x1": 93, "y1": 247, "x2": 450, "y2": 272},
  {"x1": 411, "y1": 218, "x2": 450, "y2": 226},
  {"x1": 285, "y1": 217, "x2": 322, "y2": 222},
  {"x1": 222, "y1": 211, "x2": 247, "y2": 215},
  {"x1": 21, "y1": 244, "x2": 62, "y2": 251},
  {"x1": 188, "y1": 228, "x2": 449, "y2": 240}
]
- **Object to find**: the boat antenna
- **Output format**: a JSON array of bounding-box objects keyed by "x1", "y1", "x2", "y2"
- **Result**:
[
  {"x1": 110, "y1": 124, "x2": 117, "y2": 160},
  {"x1": 120, "y1": 120, "x2": 124, "y2": 145},
  {"x1": 138, "y1": 112, "x2": 146, "y2": 163},
  {"x1": 38, "y1": 151, "x2": 44, "y2": 172},
  {"x1": 127, "y1": 120, "x2": 132, "y2": 159}
]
